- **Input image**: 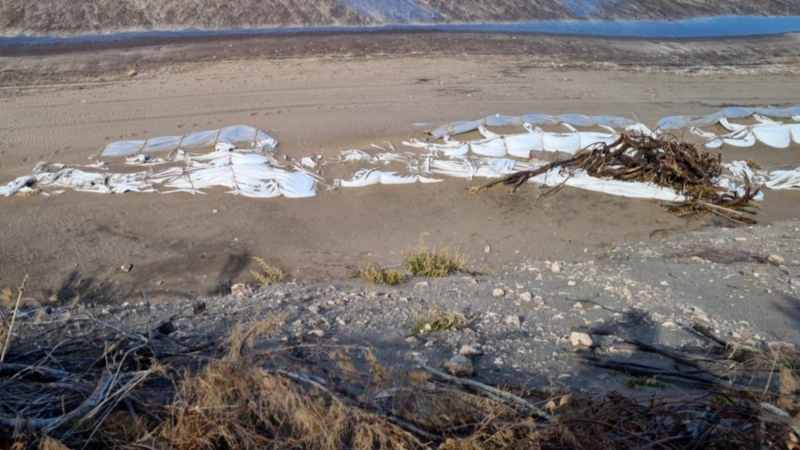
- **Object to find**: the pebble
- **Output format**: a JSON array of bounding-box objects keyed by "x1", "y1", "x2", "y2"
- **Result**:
[
  {"x1": 768, "y1": 254, "x2": 786, "y2": 265},
  {"x1": 492, "y1": 288, "x2": 505, "y2": 298},
  {"x1": 790, "y1": 279, "x2": 800, "y2": 287},
  {"x1": 661, "y1": 321, "x2": 677, "y2": 330},
  {"x1": 230, "y1": 283, "x2": 248, "y2": 297},
  {"x1": 307, "y1": 329, "x2": 325, "y2": 338},
  {"x1": 692, "y1": 308, "x2": 710, "y2": 323},
  {"x1": 690, "y1": 256, "x2": 706, "y2": 264},
  {"x1": 734, "y1": 237, "x2": 747, "y2": 242},
  {"x1": 519, "y1": 291, "x2": 533, "y2": 302},
  {"x1": 505, "y1": 315, "x2": 522, "y2": 327},
  {"x1": 569, "y1": 332, "x2": 593, "y2": 347},
  {"x1": 444, "y1": 355, "x2": 474, "y2": 377},
  {"x1": 567, "y1": 280, "x2": 576, "y2": 286},
  {"x1": 459, "y1": 344, "x2": 484, "y2": 356},
  {"x1": 415, "y1": 281, "x2": 429, "y2": 289},
  {"x1": 550, "y1": 262, "x2": 562, "y2": 273}
]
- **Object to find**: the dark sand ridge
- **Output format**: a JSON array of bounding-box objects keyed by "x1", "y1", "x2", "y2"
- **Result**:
[{"x1": 1, "y1": 32, "x2": 799, "y2": 304}]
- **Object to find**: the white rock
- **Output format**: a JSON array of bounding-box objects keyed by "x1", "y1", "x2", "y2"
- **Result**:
[
  {"x1": 505, "y1": 315, "x2": 521, "y2": 327},
  {"x1": 519, "y1": 292, "x2": 533, "y2": 302},
  {"x1": 734, "y1": 237, "x2": 747, "y2": 242},
  {"x1": 444, "y1": 355, "x2": 474, "y2": 377},
  {"x1": 661, "y1": 321, "x2": 677, "y2": 330},
  {"x1": 790, "y1": 278, "x2": 800, "y2": 287},
  {"x1": 550, "y1": 262, "x2": 562, "y2": 273},
  {"x1": 569, "y1": 332, "x2": 593, "y2": 347},
  {"x1": 459, "y1": 344, "x2": 484, "y2": 356},
  {"x1": 307, "y1": 329, "x2": 325, "y2": 338},
  {"x1": 692, "y1": 308, "x2": 710, "y2": 323},
  {"x1": 492, "y1": 288, "x2": 505, "y2": 298},
  {"x1": 567, "y1": 280, "x2": 576, "y2": 286},
  {"x1": 690, "y1": 256, "x2": 706, "y2": 264},
  {"x1": 768, "y1": 254, "x2": 786, "y2": 265},
  {"x1": 415, "y1": 281, "x2": 429, "y2": 289},
  {"x1": 230, "y1": 283, "x2": 248, "y2": 297}
]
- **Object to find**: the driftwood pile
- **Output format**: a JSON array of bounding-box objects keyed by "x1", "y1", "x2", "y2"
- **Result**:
[{"x1": 473, "y1": 134, "x2": 761, "y2": 224}]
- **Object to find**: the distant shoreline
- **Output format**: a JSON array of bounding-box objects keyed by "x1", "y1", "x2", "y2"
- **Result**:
[{"x1": 3, "y1": 16, "x2": 800, "y2": 50}]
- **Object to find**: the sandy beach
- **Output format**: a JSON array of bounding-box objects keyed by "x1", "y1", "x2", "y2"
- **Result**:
[{"x1": 1, "y1": 32, "x2": 800, "y2": 304}]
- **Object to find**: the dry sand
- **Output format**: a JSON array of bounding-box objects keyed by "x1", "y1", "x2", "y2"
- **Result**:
[{"x1": 1, "y1": 32, "x2": 799, "y2": 304}]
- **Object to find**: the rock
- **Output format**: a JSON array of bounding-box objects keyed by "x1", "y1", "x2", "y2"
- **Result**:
[
  {"x1": 405, "y1": 336, "x2": 419, "y2": 346},
  {"x1": 307, "y1": 329, "x2": 325, "y2": 338},
  {"x1": 790, "y1": 278, "x2": 800, "y2": 287},
  {"x1": 768, "y1": 254, "x2": 786, "y2": 265},
  {"x1": 734, "y1": 237, "x2": 747, "y2": 242},
  {"x1": 307, "y1": 305, "x2": 320, "y2": 314},
  {"x1": 120, "y1": 263, "x2": 134, "y2": 273},
  {"x1": 567, "y1": 280, "x2": 576, "y2": 286},
  {"x1": 230, "y1": 283, "x2": 248, "y2": 297},
  {"x1": 415, "y1": 281, "x2": 429, "y2": 289},
  {"x1": 550, "y1": 262, "x2": 562, "y2": 273},
  {"x1": 661, "y1": 321, "x2": 677, "y2": 330},
  {"x1": 692, "y1": 308, "x2": 710, "y2": 323},
  {"x1": 444, "y1": 355, "x2": 473, "y2": 377},
  {"x1": 126, "y1": 69, "x2": 138, "y2": 78},
  {"x1": 569, "y1": 331, "x2": 593, "y2": 347},
  {"x1": 519, "y1": 291, "x2": 533, "y2": 302},
  {"x1": 690, "y1": 256, "x2": 706, "y2": 264},
  {"x1": 505, "y1": 315, "x2": 521, "y2": 327},
  {"x1": 459, "y1": 344, "x2": 484, "y2": 356},
  {"x1": 492, "y1": 288, "x2": 505, "y2": 298},
  {"x1": 484, "y1": 245, "x2": 491, "y2": 253}
]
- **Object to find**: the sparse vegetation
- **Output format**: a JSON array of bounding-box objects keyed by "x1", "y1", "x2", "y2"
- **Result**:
[
  {"x1": 349, "y1": 263, "x2": 407, "y2": 285},
  {"x1": 402, "y1": 238, "x2": 467, "y2": 277},
  {"x1": 626, "y1": 376, "x2": 668, "y2": 389},
  {"x1": 251, "y1": 257, "x2": 286, "y2": 285},
  {"x1": 410, "y1": 307, "x2": 473, "y2": 335}
]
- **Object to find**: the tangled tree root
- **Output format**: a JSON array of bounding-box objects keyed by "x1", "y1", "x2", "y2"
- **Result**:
[{"x1": 472, "y1": 134, "x2": 761, "y2": 224}]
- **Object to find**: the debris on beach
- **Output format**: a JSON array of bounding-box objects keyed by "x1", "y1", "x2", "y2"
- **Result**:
[
  {"x1": 1, "y1": 108, "x2": 799, "y2": 202},
  {"x1": 472, "y1": 133, "x2": 762, "y2": 224}
]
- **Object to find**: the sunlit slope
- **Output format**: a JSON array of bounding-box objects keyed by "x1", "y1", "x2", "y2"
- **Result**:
[{"x1": 2, "y1": 0, "x2": 799, "y2": 36}]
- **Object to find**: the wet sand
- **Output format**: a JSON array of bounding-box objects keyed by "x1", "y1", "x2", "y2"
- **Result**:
[{"x1": 1, "y1": 32, "x2": 799, "y2": 304}]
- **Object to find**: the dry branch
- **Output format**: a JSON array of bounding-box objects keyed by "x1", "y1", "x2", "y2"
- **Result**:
[{"x1": 472, "y1": 134, "x2": 762, "y2": 223}]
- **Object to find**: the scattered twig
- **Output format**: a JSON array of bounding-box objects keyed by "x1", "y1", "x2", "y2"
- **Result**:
[
  {"x1": 415, "y1": 357, "x2": 551, "y2": 420},
  {"x1": 1, "y1": 275, "x2": 28, "y2": 363}
]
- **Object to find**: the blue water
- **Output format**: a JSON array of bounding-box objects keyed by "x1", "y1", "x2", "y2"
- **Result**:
[{"x1": 2, "y1": 16, "x2": 800, "y2": 47}]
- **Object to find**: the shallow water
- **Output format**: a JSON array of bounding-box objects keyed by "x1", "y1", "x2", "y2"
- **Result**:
[{"x1": 2, "y1": 15, "x2": 800, "y2": 47}]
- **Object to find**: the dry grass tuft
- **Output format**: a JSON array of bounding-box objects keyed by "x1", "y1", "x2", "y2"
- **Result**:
[
  {"x1": 402, "y1": 238, "x2": 467, "y2": 278},
  {"x1": 351, "y1": 263, "x2": 407, "y2": 285},
  {"x1": 410, "y1": 306, "x2": 473, "y2": 335},
  {"x1": 251, "y1": 257, "x2": 286, "y2": 285}
]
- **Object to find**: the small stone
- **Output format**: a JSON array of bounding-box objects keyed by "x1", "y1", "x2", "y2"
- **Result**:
[
  {"x1": 459, "y1": 344, "x2": 484, "y2": 356},
  {"x1": 415, "y1": 281, "x2": 429, "y2": 289},
  {"x1": 692, "y1": 308, "x2": 710, "y2": 323},
  {"x1": 405, "y1": 336, "x2": 419, "y2": 346},
  {"x1": 126, "y1": 69, "x2": 138, "y2": 78},
  {"x1": 550, "y1": 262, "x2": 562, "y2": 273},
  {"x1": 505, "y1": 315, "x2": 521, "y2": 327},
  {"x1": 567, "y1": 280, "x2": 576, "y2": 286},
  {"x1": 734, "y1": 237, "x2": 747, "y2": 242},
  {"x1": 307, "y1": 329, "x2": 325, "y2": 338},
  {"x1": 661, "y1": 321, "x2": 677, "y2": 330},
  {"x1": 307, "y1": 305, "x2": 320, "y2": 314},
  {"x1": 444, "y1": 355, "x2": 474, "y2": 377},
  {"x1": 519, "y1": 292, "x2": 533, "y2": 302},
  {"x1": 230, "y1": 283, "x2": 248, "y2": 297},
  {"x1": 535, "y1": 273, "x2": 543, "y2": 281},
  {"x1": 790, "y1": 278, "x2": 800, "y2": 287},
  {"x1": 768, "y1": 254, "x2": 786, "y2": 265},
  {"x1": 484, "y1": 245, "x2": 491, "y2": 253},
  {"x1": 690, "y1": 256, "x2": 706, "y2": 264},
  {"x1": 569, "y1": 332, "x2": 593, "y2": 347},
  {"x1": 659, "y1": 281, "x2": 669, "y2": 286},
  {"x1": 120, "y1": 263, "x2": 133, "y2": 273},
  {"x1": 492, "y1": 288, "x2": 505, "y2": 298},
  {"x1": 557, "y1": 373, "x2": 572, "y2": 380}
]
